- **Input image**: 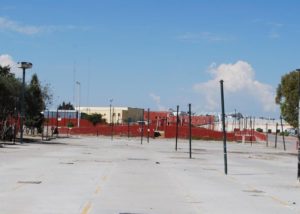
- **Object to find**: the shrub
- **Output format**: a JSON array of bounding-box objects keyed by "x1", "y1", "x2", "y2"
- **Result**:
[
  {"x1": 67, "y1": 122, "x2": 74, "y2": 128},
  {"x1": 256, "y1": 128, "x2": 263, "y2": 132}
]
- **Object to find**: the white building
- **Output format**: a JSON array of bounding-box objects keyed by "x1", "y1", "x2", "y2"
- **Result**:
[
  {"x1": 77, "y1": 106, "x2": 143, "y2": 124},
  {"x1": 215, "y1": 115, "x2": 293, "y2": 133}
]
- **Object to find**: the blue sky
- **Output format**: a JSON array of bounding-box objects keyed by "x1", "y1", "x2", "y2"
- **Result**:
[{"x1": 1, "y1": 0, "x2": 300, "y2": 118}]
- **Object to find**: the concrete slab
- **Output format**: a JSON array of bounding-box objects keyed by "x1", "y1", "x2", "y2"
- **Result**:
[{"x1": 0, "y1": 136, "x2": 299, "y2": 213}]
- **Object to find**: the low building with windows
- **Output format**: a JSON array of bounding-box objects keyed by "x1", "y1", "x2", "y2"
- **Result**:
[{"x1": 77, "y1": 107, "x2": 144, "y2": 124}]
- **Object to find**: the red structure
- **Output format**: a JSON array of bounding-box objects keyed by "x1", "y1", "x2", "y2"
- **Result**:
[
  {"x1": 144, "y1": 111, "x2": 215, "y2": 131},
  {"x1": 44, "y1": 110, "x2": 266, "y2": 143}
]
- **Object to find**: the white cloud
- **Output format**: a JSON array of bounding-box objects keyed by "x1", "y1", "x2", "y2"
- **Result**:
[
  {"x1": 177, "y1": 32, "x2": 232, "y2": 43},
  {"x1": 193, "y1": 61, "x2": 277, "y2": 113},
  {"x1": 251, "y1": 20, "x2": 283, "y2": 39},
  {"x1": 0, "y1": 54, "x2": 22, "y2": 77},
  {"x1": 268, "y1": 23, "x2": 283, "y2": 39},
  {"x1": 0, "y1": 54, "x2": 14, "y2": 67},
  {"x1": 149, "y1": 93, "x2": 166, "y2": 111},
  {"x1": 269, "y1": 31, "x2": 280, "y2": 39},
  {"x1": 0, "y1": 17, "x2": 40, "y2": 35},
  {"x1": 0, "y1": 17, "x2": 91, "y2": 35}
]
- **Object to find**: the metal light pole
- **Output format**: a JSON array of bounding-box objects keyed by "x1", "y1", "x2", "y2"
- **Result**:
[
  {"x1": 56, "y1": 107, "x2": 59, "y2": 138},
  {"x1": 188, "y1": 103, "x2": 192, "y2": 159},
  {"x1": 46, "y1": 110, "x2": 49, "y2": 140},
  {"x1": 266, "y1": 123, "x2": 269, "y2": 147},
  {"x1": 250, "y1": 117, "x2": 253, "y2": 146},
  {"x1": 275, "y1": 122, "x2": 278, "y2": 148},
  {"x1": 109, "y1": 99, "x2": 113, "y2": 141},
  {"x1": 147, "y1": 108, "x2": 150, "y2": 143},
  {"x1": 127, "y1": 117, "x2": 131, "y2": 139},
  {"x1": 234, "y1": 109, "x2": 237, "y2": 130},
  {"x1": 280, "y1": 116, "x2": 286, "y2": 151},
  {"x1": 76, "y1": 81, "x2": 81, "y2": 128},
  {"x1": 18, "y1": 62, "x2": 32, "y2": 144},
  {"x1": 141, "y1": 109, "x2": 144, "y2": 145},
  {"x1": 175, "y1": 105, "x2": 179, "y2": 151},
  {"x1": 220, "y1": 80, "x2": 228, "y2": 175},
  {"x1": 112, "y1": 107, "x2": 115, "y2": 140}
]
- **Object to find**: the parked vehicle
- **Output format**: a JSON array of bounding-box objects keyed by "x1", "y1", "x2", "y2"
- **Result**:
[{"x1": 286, "y1": 128, "x2": 297, "y2": 136}]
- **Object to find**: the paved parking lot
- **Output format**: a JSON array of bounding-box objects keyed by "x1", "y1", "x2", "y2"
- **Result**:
[{"x1": 0, "y1": 136, "x2": 299, "y2": 214}]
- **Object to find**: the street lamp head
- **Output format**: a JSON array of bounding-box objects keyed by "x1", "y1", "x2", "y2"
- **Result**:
[{"x1": 18, "y1": 62, "x2": 32, "y2": 69}]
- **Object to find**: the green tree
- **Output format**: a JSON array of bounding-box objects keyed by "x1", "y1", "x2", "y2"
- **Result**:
[
  {"x1": 25, "y1": 74, "x2": 46, "y2": 133},
  {"x1": 0, "y1": 65, "x2": 21, "y2": 140},
  {"x1": 275, "y1": 70, "x2": 299, "y2": 128},
  {"x1": 0, "y1": 65, "x2": 13, "y2": 77},
  {"x1": 0, "y1": 66, "x2": 21, "y2": 121},
  {"x1": 81, "y1": 113, "x2": 105, "y2": 126},
  {"x1": 0, "y1": 66, "x2": 52, "y2": 138},
  {"x1": 58, "y1": 101, "x2": 74, "y2": 110}
]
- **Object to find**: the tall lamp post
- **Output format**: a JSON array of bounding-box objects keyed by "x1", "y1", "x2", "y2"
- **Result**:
[
  {"x1": 76, "y1": 81, "x2": 81, "y2": 127},
  {"x1": 18, "y1": 62, "x2": 32, "y2": 144}
]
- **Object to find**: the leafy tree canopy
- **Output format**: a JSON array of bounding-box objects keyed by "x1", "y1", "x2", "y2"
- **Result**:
[
  {"x1": 25, "y1": 74, "x2": 46, "y2": 130},
  {"x1": 275, "y1": 70, "x2": 299, "y2": 128},
  {"x1": 81, "y1": 113, "x2": 106, "y2": 126},
  {"x1": 0, "y1": 66, "x2": 21, "y2": 120},
  {"x1": 0, "y1": 66, "x2": 52, "y2": 136},
  {"x1": 58, "y1": 101, "x2": 74, "y2": 110}
]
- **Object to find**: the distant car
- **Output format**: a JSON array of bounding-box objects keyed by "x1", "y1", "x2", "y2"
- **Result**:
[
  {"x1": 286, "y1": 128, "x2": 297, "y2": 136},
  {"x1": 136, "y1": 121, "x2": 148, "y2": 125}
]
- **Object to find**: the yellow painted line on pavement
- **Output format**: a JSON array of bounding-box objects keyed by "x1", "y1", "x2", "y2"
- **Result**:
[
  {"x1": 12, "y1": 183, "x2": 25, "y2": 191},
  {"x1": 269, "y1": 195, "x2": 290, "y2": 207},
  {"x1": 95, "y1": 186, "x2": 101, "y2": 194},
  {"x1": 81, "y1": 202, "x2": 92, "y2": 214},
  {"x1": 215, "y1": 172, "x2": 292, "y2": 209}
]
